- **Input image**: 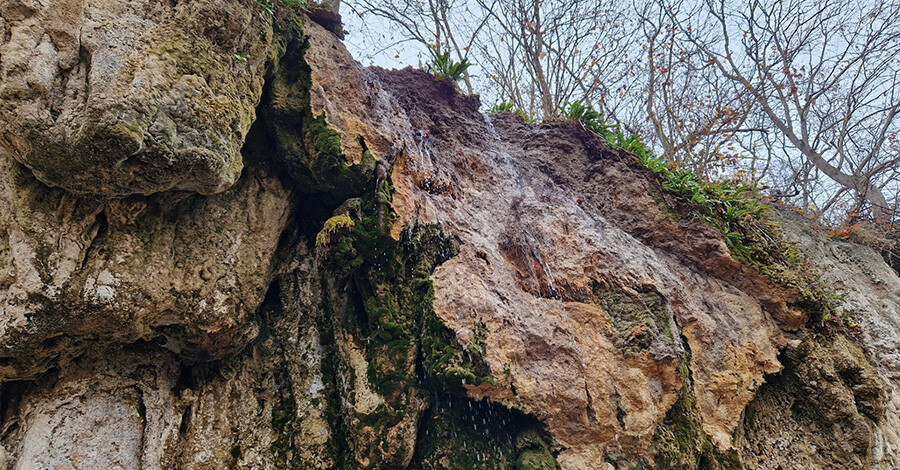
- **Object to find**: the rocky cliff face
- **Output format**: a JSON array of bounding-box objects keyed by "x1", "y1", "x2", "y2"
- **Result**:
[{"x1": 0, "y1": 2, "x2": 897, "y2": 469}]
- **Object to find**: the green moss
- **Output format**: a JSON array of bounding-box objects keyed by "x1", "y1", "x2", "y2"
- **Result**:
[
  {"x1": 562, "y1": 278, "x2": 675, "y2": 356},
  {"x1": 316, "y1": 214, "x2": 355, "y2": 247},
  {"x1": 271, "y1": 365, "x2": 304, "y2": 469},
  {"x1": 589, "y1": 281, "x2": 673, "y2": 356},
  {"x1": 242, "y1": 278, "x2": 340, "y2": 469},
  {"x1": 316, "y1": 294, "x2": 351, "y2": 468},
  {"x1": 309, "y1": 113, "x2": 345, "y2": 165},
  {"x1": 411, "y1": 391, "x2": 535, "y2": 470},
  {"x1": 262, "y1": 26, "x2": 376, "y2": 203},
  {"x1": 309, "y1": 178, "x2": 438, "y2": 465},
  {"x1": 516, "y1": 450, "x2": 556, "y2": 470},
  {"x1": 309, "y1": 164, "x2": 546, "y2": 467},
  {"x1": 322, "y1": 180, "x2": 493, "y2": 392},
  {"x1": 514, "y1": 427, "x2": 556, "y2": 470},
  {"x1": 651, "y1": 355, "x2": 743, "y2": 470},
  {"x1": 351, "y1": 218, "x2": 495, "y2": 400}
]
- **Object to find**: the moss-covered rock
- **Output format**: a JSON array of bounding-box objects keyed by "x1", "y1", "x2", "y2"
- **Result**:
[
  {"x1": 739, "y1": 333, "x2": 886, "y2": 470},
  {"x1": 306, "y1": 160, "x2": 548, "y2": 467},
  {"x1": 0, "y1": 0, "x2": 275, "y2": 196},
  {"x1": 587, "y1": 281, "x2": 674, "y2": 356},
  {"x1": 652, "y1": 355, "x2": 743, "y2": 470},
  {"x1": 412, "y1": 391, "x2": 542, "y2": 470},
  {"x1": 514, "y1": 427, "x2": 556, "y2": 470},
  {"x1": 516, "y1": 450, "x2": 556, "y2": 470},
  {"x1": 260, "y1": 19, "x2": 376, "y2": 204}
]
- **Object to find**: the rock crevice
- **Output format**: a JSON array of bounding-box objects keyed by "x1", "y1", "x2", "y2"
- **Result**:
[{"x1": 0, "y1": 3, "x2": 896, "y2": 470}]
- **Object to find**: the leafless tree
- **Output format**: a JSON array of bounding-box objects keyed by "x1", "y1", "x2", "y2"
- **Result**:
[
  {"x1": 614, "y1": 0, "x2": 769, "y2": 182},
  {"x1": 662, "y1": 0, "x2": 900, "y2": 224},
  {"x1": 347, "y1": 0, "x2": 628, "y2": 119},
  {"x1": 346, "y1": 0, "x2": 493, "y2": 93},
  {"x1": 473, "y1": 0, "x2": 628, "y2": 119},
  {"x1": 345, "y1": 0, "x2": 900, "y2": 224}
]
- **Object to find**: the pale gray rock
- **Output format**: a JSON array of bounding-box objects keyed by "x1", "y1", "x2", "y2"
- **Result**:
[{"x1": 777, "y1": 210, "x2": 900, "y2": 469}]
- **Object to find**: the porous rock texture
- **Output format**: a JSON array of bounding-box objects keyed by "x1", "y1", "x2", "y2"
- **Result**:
[
  {"x1": 737, "y1": 210, "x2": 900, "y2": 470},
  {"x1": 0, "y1": 0, "x2": 272, "y2": 196},
  {"x1": 0, "y1": 2, "x2": 898, "y2": 469}
]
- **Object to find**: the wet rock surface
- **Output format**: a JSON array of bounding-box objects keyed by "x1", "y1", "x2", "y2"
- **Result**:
[
  {"x1": 376, "y1": 68, "x2": 786, "y2": 461},
  {"x1": 0, "y1": 5, "x2": 897, "y2": 470}
]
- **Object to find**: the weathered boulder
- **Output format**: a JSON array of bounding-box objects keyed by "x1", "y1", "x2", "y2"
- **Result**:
[
  {"x1": 374, "y1": 69, "x2": 786, "y2": 463},
  {"x1": 0, "y1": 0, "x2": 273, "y2": 196},
  {"x1": 0, "y1": 247, "x2": 335, "y2": 470},
  {"x1": 0, "y1": 347, "x2": 182, "y2": 470},
  {"x1": 296, "y1": 19, "x2": 785, "y2": 464},
  {"x1": 754, "y1": 210, "x2": 900, "y2": 470},
  {"x1": 296, "y1": 19, "x2": 897, "y2": 467},
  {"x1": 0, "y1": 148, "x2": 292, "y2": 379}
]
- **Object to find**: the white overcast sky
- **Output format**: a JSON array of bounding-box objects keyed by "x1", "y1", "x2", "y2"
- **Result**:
[{"x1": 340, "y1": 4, "x2": 429, "y2": 69}]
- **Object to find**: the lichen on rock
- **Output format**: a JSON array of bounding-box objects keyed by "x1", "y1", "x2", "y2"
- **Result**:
[
  {"x1": 0, "y1": 153, "x2": 292, "y2": 380},
  {"x1": 0, "y1": 0, "x2": 275, "y2": 196},
  {"x1": 0, "y1": 3, "x2": 898, "y2": 470}
]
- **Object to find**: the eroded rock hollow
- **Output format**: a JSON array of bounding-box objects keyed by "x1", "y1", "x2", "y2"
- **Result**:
[{"x1": 0, "y1": 2, "x2": 898, "y2": 469}]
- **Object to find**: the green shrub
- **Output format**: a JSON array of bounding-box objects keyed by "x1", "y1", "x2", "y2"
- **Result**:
[
  {"x1": 257, "y1": 0, "x2": 308, "y2": 18},
  {"x1": 426, "y1": 46, "x2": 470, "y2": 85},
  {"x1": 559, "y1": 100, "x2": 792, "y2": 267},
  {"x1": 488, "y1": 102, "x2": 532, "y2": 122},
  {"x1": 560, "y1": 100, "x2": 840, "y2": 325}
]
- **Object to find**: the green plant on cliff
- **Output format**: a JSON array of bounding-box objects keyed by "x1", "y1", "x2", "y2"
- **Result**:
[
  {"x1": 560, "y1": 101, "x2": 606, "y2": 135},
  {"x1": 258, "y1": 0, "x2": 308, "y2": 17},
  {"x1": 488, "y1": 101, "x2": 517, "y2": 113},
  {"x1": 263, "y1": 23, "x2": 377, "y2": 204},
  {"x1": 258, "y1": 0, "x2": 277, "y2": 17},
  {"x1": 560, "y1": 101, "x2": 646, "y2": 154},
  {"x1": 426, "y1": 45, "x2": 471, "y2": 86},
  {"x1": 316, "y1": 214, "x2": 355, "y2": 247},
  {"x1": 561, "y1": 101, "x2": 779, "y2": 261},
  {"x1": 639, "y1": 156, "x2": 770, "y2": 258},
  {"x1": 635, "y1": 151, "x2": 839, "y2": 324},
  {"x1": 562, "y1": 100, "x2": 837, "y2": 326},
  {"x1": 489, "y1": 101, "x2": 533, "y2": 122}
]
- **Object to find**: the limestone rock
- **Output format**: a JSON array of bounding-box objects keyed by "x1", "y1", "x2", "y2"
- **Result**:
[
  {"x1": 0, "y1": 0, "x2": 273, "y2": 196},
  {"x1": 299, "y1": 20, "x2": 788, "y2": 461},
  {"x1": 1, "y1": 254, "x2": 336, "y2": 470},
  {"x1": 0, "y1": 8, "x2": 897, "y2": 470},
  {"x1": 291, "y1": 20, "x2": 867, "y2": 465},
  {"x1": 771, "y1": 210, "x2": 900, "y2": 469},
  {"x1": 375, "y1": 72, "x2": 786, "y2": 462},
  {"x1": 0, "y1": 148, "x2": 292, "y2": 380},
  {"x1": 0, "y1": 348, "x2": 183, "y2": 470}
]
